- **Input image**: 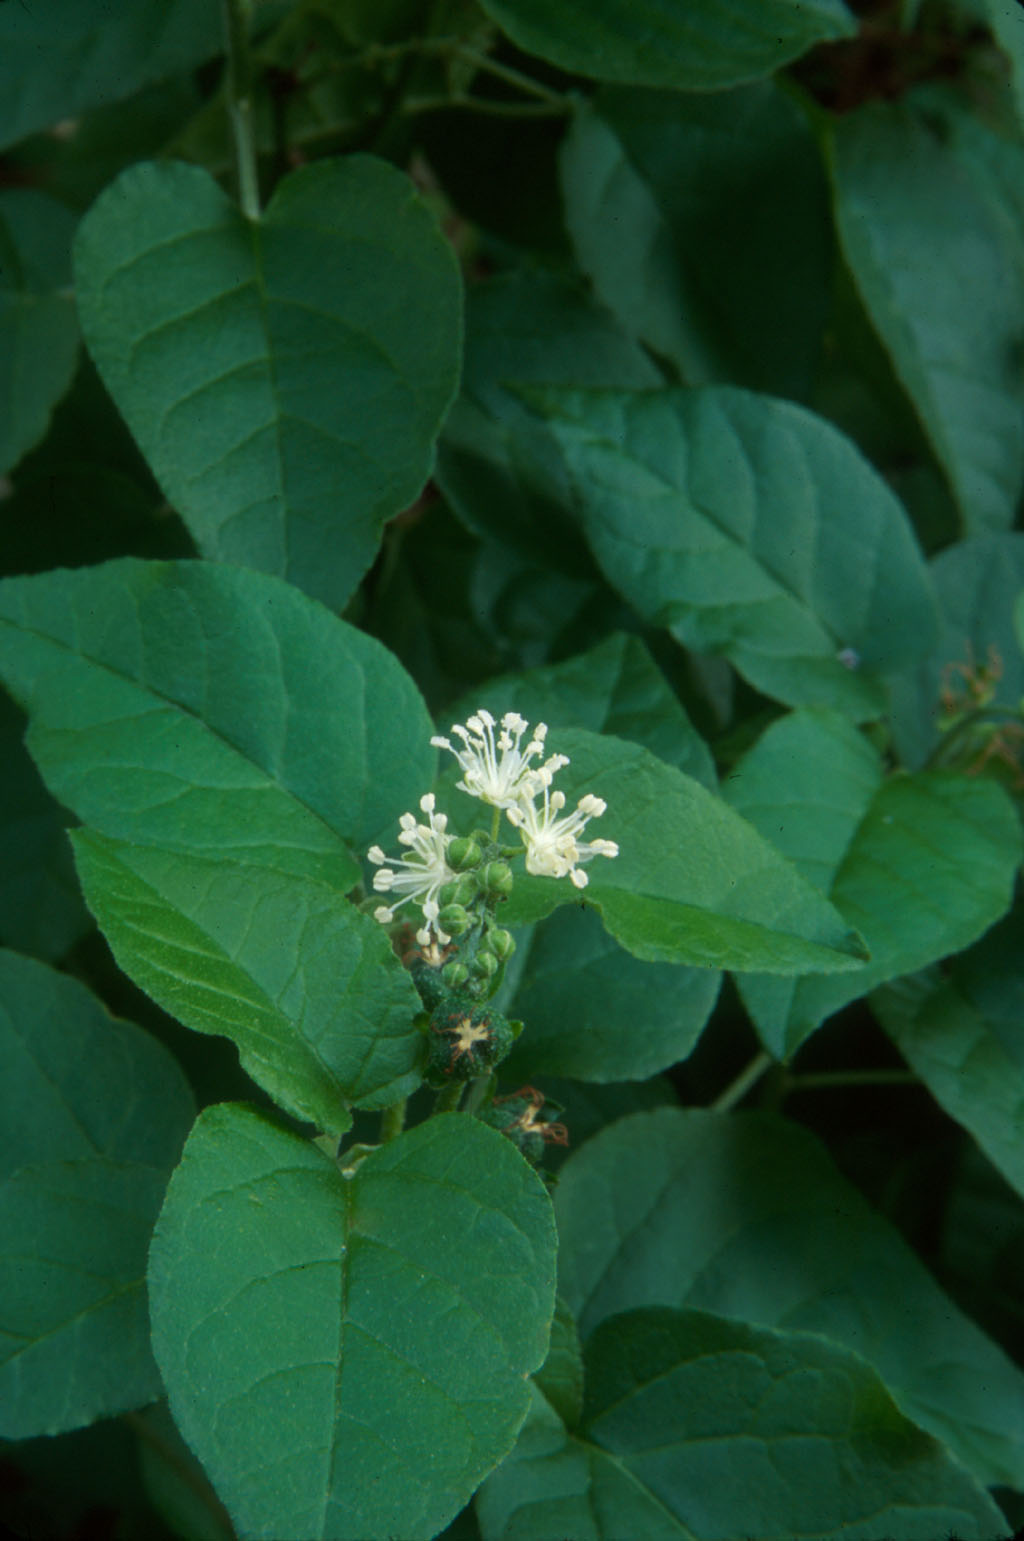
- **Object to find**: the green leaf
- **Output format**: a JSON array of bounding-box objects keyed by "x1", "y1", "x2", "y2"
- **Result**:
[
  {"x1": 986, "y1": 0, "x2": 1024, "y2": 132},
  {"x1": 829, "y1": 99, "x2": 1024, "y2": 533},
  {"x1": 0, "y1": 949, "x2": 195, "y2": 1438},
  {"x1": 149, "y1": 1103, "x2": 557, "y2": 1541},
  {"x1": 500, "y1": 728, "x2": 867, "y2": 975},
  {"x1": 560, "y1": 84, "x2": 833, "y2": 399},
  {"x1": 72, "y1": 831, "x2": 424, "y2": 1130},
  {"x1": 133, "y1": 1402, "x2": 234, "y2": 1541},
  {"x1": 553, "y1": 1106, "x2": 1024, "y2": 1488},
  {"x1": 475, "y1": 0, "x2": 855, "y2": 90},
  {"x1": 0, "y1": 191, "x2": 79, "y2": 476},
  {"x1": 74, "y1": 157, "x2": 462, "y2": 608},
  {"x1": 532, "y1": 1296, "x2": 583, "y2": 1431},
  {"x1": 0, "y1": 0, "x2": 222, "y2": 151},
  {"x1": 890, "y1": 532, "x2": 1024, "y2": 767},
  {"x1": 873, "y1": 905, "x2": 1024, "y2": 1204},
  {"x1": 0, "y1": 1158, "x2": 170, "y2": 1439},
  {"x1": 503, "y1": 903, "x2": 719, "y2": 1082},
  {"x1": 0, "y1": 558, "x2": 436, "y2": 885},
  {"x1": 0, "y1": 692, "x2": 90, "y2": 962},
  {"x1": 726, "y1": 713, "x2": 1021, "y2": 1055},
  {"x1": 436, "y1": 269, "x2": 660, "y2": 574},
  {"x1": 527, "y1": 386, "x2": 938, "y2": 715},
  {"x1": 0, "y1": 947, "x2": 194, "y2": 1181},
  {"x1": 443, "y1": 632, "x2": 717, "y2": 787},
  {"x1": 478, "y1": 1310, "x2": 1004, "y2": 1541}
]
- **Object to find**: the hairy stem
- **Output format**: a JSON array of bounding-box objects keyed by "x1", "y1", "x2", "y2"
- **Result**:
[
  {"x1": 709, "y1": 1050, "x2": 774, "y2": 1113},
  {"x1": 221, "y1": 0, "x2": 260, "y2": 219},
  {"x1": 379, "y1": 1098, "x2": 407, "y2": 1142}
]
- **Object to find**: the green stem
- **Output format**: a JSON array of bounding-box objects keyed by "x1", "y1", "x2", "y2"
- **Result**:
[
  {"x1": 221, "y1": 0, "x2": 261, "y2": 220},
  {"x1": 462, "y1": 1074, "x2": 493, "y2": 1116},
  {"x1": 379, "y1": 1098, "x2": 407, "y2": 1143},
  {"x1": 125, "y1": 1409, "x2": 238, "y2": 1538},
  {"x1": 450, "y1": 43, "x2": 570, "y2": 106},
  {"x1": 490, "y1": 806, "x2": 501, "y2": 843},
  {"x1": 925, "y1": 705, "x2": 1022, "y2": 768},
  {"x1": 783, "y1": 1068, "x2": 920, "y2": 1092},
  {"x1": 710, "y1": 1050, "x2": 774, "y2": 1113},
  {"x1": 434, "y1": 1081, "x2": 465, "y2": 1114}
]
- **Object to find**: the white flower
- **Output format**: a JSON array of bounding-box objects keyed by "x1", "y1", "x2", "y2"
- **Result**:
[
  {"x1": 367, "y1": 793, "x2": 456, "y2": 945},
  {"x1": 505, "y1": 786, "x2": 619, "y2": 889},
  {"x1": 431, "y1": 708, "x2": 568, "y2": 809}
]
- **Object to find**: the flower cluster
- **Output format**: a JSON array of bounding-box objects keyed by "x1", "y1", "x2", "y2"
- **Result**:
[{"x1": 367, "y1": 710, "x2": 617, "y2": 945}]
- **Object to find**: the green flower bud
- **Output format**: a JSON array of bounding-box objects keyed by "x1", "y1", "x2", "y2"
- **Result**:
[
  {"x1": 447, "y1": 836, "x2": 483, "y2": 872},
  {"x1": 425, "y1": 1001, "x2": 515, "y2": 1085},
  {"x1": 439, "y1": 874, "x2": 477, "y2": 908},
  {"x1": 438, "y1": 903, "x2": 472, "y2": 936},
  {"x1": 488, "y1": 927, "x2": 515, "y2": 961},
  {"x1": 479, "y1": 860, "x2": 514, "y2": 899},
  {"x1": 441, "y1": 960, "x2": 469, "y2": 989},
  {"x1": 471, "y1": 948, "x2": 498, "y2": 979}
]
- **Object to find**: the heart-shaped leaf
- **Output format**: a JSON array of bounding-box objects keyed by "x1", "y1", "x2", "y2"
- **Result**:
[
  {"x1": 72, "y1": 833, "x2": 424, "y2": 1130},
  {"x1": 0, "y1": 558, "x2": 436, "y2": 886},
  {"x1": 149, "y1": 1103, "x2": 557, "y2": 1541},
  {"x1": 0, "y1": 949, "x2": 194, "y2": 1436},
  {"x1": 476, "y1": 0, "x2": 855, "y2": 90},
  {"x1": 74, "y1": 157, "x2": 462, "y2": 608}
]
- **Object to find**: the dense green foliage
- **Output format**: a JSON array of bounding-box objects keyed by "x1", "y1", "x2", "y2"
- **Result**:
[{"x1": 2, "y1": 1, "x2": 1024, "y2": 1538}]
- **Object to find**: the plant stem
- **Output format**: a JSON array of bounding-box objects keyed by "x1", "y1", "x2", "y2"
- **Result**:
[
  {"x1": 784, "y1": 1068, "x2": 920, "y2": 1092},
  {"x1": 710, "y1": 1050, "x2": 774, "y2": 1113},
  {"x1": 924, "y1": 705, "x2": 1021, "y2": 768},
  {"x1": 434, "y1": 1081, "x2": 464, "y2": 1113},
  {"x1": 491, "y1": 807, "x2": 501, "y2": 842},
  {"x1": 125, "y1": 1409, "x2": 238, "y2": 1538},
  {"x1": 379, "y1": 1098, "x2": 407, "y2": 1142},
  {"x1": 221, "y1": 0, "x2": 261, "y2": 220},
  {"x1": 451, "y1": 43, "x2": 570, "y2": 106}
]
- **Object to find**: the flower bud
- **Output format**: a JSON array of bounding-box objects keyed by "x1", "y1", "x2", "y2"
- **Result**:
[
  {"x1": 438, "y1": 903, "x2": 472, "y2": 936},
  {"x1": 488, "y1": 927, "x2": 515, "y2": 961},
  {"x1": 479, "y1": 860, "x2": 514, "y2": 899},
  {"x1": 441, "y1": 960, "x2": 469, "y2": 989},
  {"x1": 447, "y1": 836, "x2": 483, "y2": 872},
  {"x1": 438, "y1": 874, "x2": 477, "y2": 908},
  {"x1": 471, "y1": 948, "x2": 498, "y2": 979}
]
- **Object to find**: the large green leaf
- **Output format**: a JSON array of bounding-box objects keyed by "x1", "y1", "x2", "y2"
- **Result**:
[
  {"x1": 477, "y1": 1312, "x2": 1004, "y2": 1541},
  {"x1": 0, "y1": 191, "x2": 79, "y2": 476},
  {"x1": 527, "y1": 386, "x2": 938, "y2": 715},
  {"x1": 0, "y1": 558, "x2": 436, "y2": 885},
  {"x1": 503, "y1": 903, "x2": 719, "y2": 1082},
  {"x1": 476, "y1": 0, "x2": 854, "y2": 90},
  {"x1": 72, "y1": 832, "x2": 424, "y2": 1130},
  {"x1": 829, "y1": 99, "x2": 1024, "y2": 533},
  {"x1": 560, "y1": 84, "x2": 833, "y2": 399},
  {"x1": 74, "y1": 157, "x2": 462, "y2": 608},
  {"x1": 436, "y1": 269, "x2": 660, "y2": 573},
  {"x1": 873, "y1": 905, "x2": 1024, "y2": 1204},
  {"x1": 498, "y1": 728, "x2": 868, "y2": 975},
  {"x1": 0, "y1": 1158, "x2": 170, "y2": 1439},
  {"x1": 553, "y1": 1106, "x2": 1024, "y2": 1487},
  {"x1": 0, "y1": 949, "x2": 194, "y2": 1437},
  {"x1": 986, "y1": 0, "x2": 1024, "y2": 132},
  {"x1": 0, "y1": 692, "x2": 90, "y2": 962},
  {"x1": 0, "y1": 0, "x2": 222, "y2": 151},
  {"x1": 0, "y1": 947, "x2": 194, "y2": 1181},
  {"x1": 443, "y1": 632, "x2": 717, "y2": 788},
  {"x1": 725, "y1": 712, "x2": 1021, "y2": 1055},
  {"x1": 149, "y1": 1103, "x2": 556, "y2": 1541},
  {"x1": 890, "y1": 532, "x2": 1024, "y2": 767}
]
